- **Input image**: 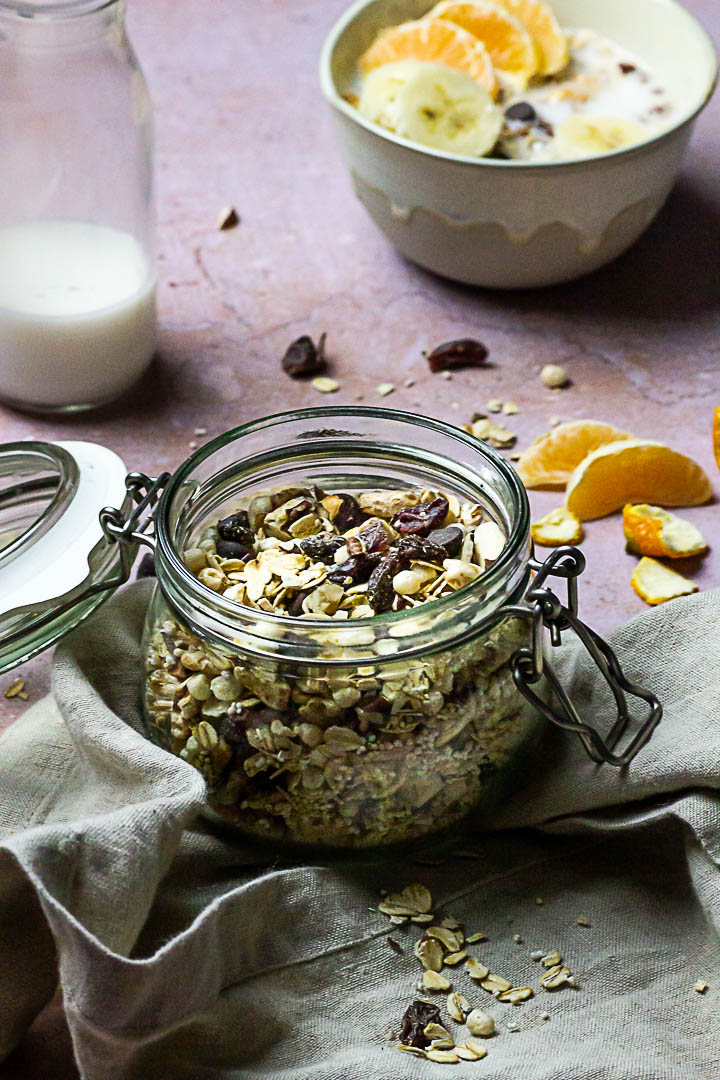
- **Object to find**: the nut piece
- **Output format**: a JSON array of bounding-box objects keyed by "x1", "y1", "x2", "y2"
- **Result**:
[
  {"x1": 423, "y1": 970, "x2": 452, "y2": 991},
  {"x1": 466, "y1": 1009, "x2": 495, "y2": 1037},
  {"x1": 541, "y1": 364, "x2": 569, "y2": 388}
]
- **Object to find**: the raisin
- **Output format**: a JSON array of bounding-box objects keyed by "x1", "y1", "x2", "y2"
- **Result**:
[
  {"x1": 298, "y1": 534, "x2": 346, "y2": 562},
  {"x1": 619, "y1": 62, "x2": 637, "y2": 75},
  {"x1": 288, "y1": 589, "x2": 313, "y2": 616},
  {"x1": 358, "y1": 519, "x2": 391, "y2": 553},
  {"x1": 505, "y1": 101, "x2": 536, "y2": 122},
  {"x1": 392, "y1": 496, "x2": 449, "y2": 536},
  {"x1": 330, "y1": 492, "x2": 364, "y2": 532},
  {"x1": 427, "y1": 339, "x2": 489, "y2": 372},
  {"x1": 216, "y1": 539, "x2": 253, "y2": 560},
  {"x1": 327, "y1": 552, "x2": 381, "y2": 586},
  {"x1": 281, "y1": 332, "x2": 327, "y2": 378},
  {"x1": 395, "y1": 535, "x2": 447, "y2": 564},
  {"x1": 367, "y1": 552, "x2": 407, "y2": 613},
  {"x1": 217, "y1": 511, "x2": 254, "y2": 547},
  {"x1": 426, "y1": 525, "x2": 464, "y2": 558},
  {"x1": 400, "y1": 1000, "x2": 443, "y2": 1049}
]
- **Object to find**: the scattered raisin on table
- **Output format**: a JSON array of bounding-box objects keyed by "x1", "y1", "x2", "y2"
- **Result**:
[{"x1": 427, "y1": 339, "x2": 489, "y2": 372}]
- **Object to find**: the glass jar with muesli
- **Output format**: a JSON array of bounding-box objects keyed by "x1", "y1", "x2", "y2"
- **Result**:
[{"x1": 140, "y1": 408, "x2": 661, "y2": 851}]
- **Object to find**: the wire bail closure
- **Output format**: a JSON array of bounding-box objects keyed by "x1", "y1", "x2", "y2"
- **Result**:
[
  {"x1": 92, "y1": 471, "x2": 169, "y2": 596},
  {"x1": 510, "y1": 546, "x2": 662, "y2": 767}
]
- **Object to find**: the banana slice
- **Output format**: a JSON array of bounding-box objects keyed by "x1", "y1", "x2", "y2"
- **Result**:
[
  {"x1": 555, "y1": 115, "x2": 649, "y2": 160},
  {"x1": 394, "y1": 63, "x2": 502, "y2": 156},
  {"x1": 357, "y1": 60, "x2": 427, "y2": 132}
]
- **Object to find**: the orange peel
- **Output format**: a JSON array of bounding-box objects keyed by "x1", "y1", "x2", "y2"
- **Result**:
[
  {"x1": 565, "y1": 439, "x2": 713, "y2": 521},
  {"x1": 622, "y1": 504, "x2": 708, "y2": 559},
  {"x1": 531, "y1": 507, "x2": 583, "y2": 547},
  {"x1": 630, "y1": 557, "x2": 698, "y2": 606},
  {"x1": 516, "y1": 420, "x2": 633, "y2": 490},
  {"x1": 713, "y1": 406, "x2": 720, "y2": 472}
]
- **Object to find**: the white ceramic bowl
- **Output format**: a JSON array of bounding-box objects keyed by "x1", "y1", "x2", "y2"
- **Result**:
[{"x1": 320, "y1": 0, "x2": 717, "y2": 288}]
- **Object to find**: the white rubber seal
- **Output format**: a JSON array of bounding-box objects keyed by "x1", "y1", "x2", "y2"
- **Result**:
[{"x1": 0, "y1": 440, "x2": 127, "y2": 617}]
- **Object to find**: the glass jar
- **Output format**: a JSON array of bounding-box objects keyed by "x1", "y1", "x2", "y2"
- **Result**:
[
  {"x1": 0, "y1": 0, "x2": 155, "y2": 413},
  {"x1": 139, "y1": 409, "x2": 659, "y2": 851}
]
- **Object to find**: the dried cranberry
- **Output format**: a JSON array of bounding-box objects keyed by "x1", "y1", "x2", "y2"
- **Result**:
[
  {"x1": 391, "y1": 496, "x2": 449, "y2": 536},
  {"x1": 217, "y1": 511, "x2": 254, "y2": 547},
  {"x1": 298, "y1": 534, "x2": 346, "y2": 562},
  {"x1": 400, "y1": 1000, "x2": 442, "y2": 1049},
  {"x1": 358, "y1": 519, "x2": 391, "y2": 553},
  {"x1": 395, "y1": 535, "x2": 447, "y2": 564},
  {"x1": 426, "y1": 525, "x2": 464, "y2": 558},
  {"x1": 328, "y1": 552, "x2": 381, "y2": 586},
  {"x1": 216, "y1": 539, "x2": 253, "y2": 561},
  {"x1": 329, "y1": 492, "x2": 364, "y2": 532},
  {"x1": 504, "y1": 101, "x2": 536, "y2": 122},
  {"x1": 427, "y1": 339, "x2": 489, "y2": 372},
  {"x1": 281, "y1": 332, "x2": 327, "y2": 378}
]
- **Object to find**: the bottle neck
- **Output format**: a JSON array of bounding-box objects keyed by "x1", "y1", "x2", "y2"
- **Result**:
[{"x1": 0, "y1": 0, "x2": 124, "y2": 47}]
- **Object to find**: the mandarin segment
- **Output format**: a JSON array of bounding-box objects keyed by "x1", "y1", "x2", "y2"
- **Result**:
[
  {"x1": 517, "y1": 420, "x2": 633, "y2": 489},
  {"x1": 359, "y1": 17, "x2": 497, "y2": 96},
  {"x1": 622, "y1": 504, "x2": 708, "y2": 559},
  {"x1": 713, "y1": 406, "x2": 720, "y2": 472},
  {"x1": 631, "y1": 557, "x2": 698, "y2": 606},
  {"x1": 565, "y1": 440, "x2": 713, "y2": 521},
  {"x1": 491, "y1": 0, "x2": 568, "y2": 73},
  {"x1": 430, "y1": 0, "x2": 537, "y2": 88}
]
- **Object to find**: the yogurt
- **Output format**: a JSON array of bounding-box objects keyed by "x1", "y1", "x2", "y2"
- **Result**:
[{"x1": 0, "y1": 220, "x2": 156, "y2": 411}]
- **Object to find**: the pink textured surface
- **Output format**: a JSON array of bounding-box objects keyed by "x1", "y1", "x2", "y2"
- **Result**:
[{"x1": 0, "y1": 3, "x2": 718, "y2": 1071}]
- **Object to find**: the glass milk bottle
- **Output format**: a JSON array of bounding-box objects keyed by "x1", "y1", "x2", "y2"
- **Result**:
[{"x1": 0, "y1": 0, "x2": 156, "y2": 413}]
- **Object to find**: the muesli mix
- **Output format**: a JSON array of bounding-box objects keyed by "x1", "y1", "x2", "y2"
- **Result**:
[{"x1": 144, "y1": 485, "x2": 538, "y2": 847}]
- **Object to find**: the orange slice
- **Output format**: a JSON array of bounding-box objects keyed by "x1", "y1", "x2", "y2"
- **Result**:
[
  {"x1": 359, "y1": 17, "x2": 497, "y2": 97},
  {"x1": 491, "y1": 0, "x2": 568, "y2": 74},
  {"x1": 565, "y1": 440, "x2": 713, "y2": 521},
  {"x1": 713, "y1": 405, "x2": 720, "y2": 471},
  {"x1": 517, "y1": 420, "x2": 633, "y2": 489},
  {"x1": 430, "y1": 0, "x2": 537, "y2": 88},
  {"x1": 631, "y1": 557, "x2": 698, "y2": 606},
  {"x1": 623, "y1": 504, "x2": 708, "y2": 559},
  {"x1": 531, "y1": 507, "x2": 583, "y2": 547}
]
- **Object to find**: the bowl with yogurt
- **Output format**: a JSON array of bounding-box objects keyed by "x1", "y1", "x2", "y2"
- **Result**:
[{"x1": 320, "y1": 0, "x2": 717, "y2": 287}]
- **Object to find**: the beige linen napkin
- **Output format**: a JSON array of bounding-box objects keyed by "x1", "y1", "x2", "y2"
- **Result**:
[{"x1": 1, "y1": 581, "x2": 719, "y2": 1079}]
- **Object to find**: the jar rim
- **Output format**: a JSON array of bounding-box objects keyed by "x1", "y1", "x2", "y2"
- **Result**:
[
  {"x1": 154, "y1": 407, "x2": 532, "y2": 662},
  {"x1": 0, "y1": 0, "x2": 117, "y2": 19}
]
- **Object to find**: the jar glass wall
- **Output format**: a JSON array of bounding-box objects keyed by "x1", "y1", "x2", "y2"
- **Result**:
[
  {"x1": 142, "y1": 409, "x2": 544, "y2": 850},
  {"x1": 0, "y1": 0, "x2": 155, "y2": 412}
]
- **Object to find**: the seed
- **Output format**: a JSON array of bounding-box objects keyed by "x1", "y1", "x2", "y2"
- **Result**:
[
  {"x1": 446, "y1": 991, "x2": 470, "y2": 1022},
  {"x1": 497, "y1": 986, "x2": 534, "y2": 1004},
  {"x1": 535, "y1": 897, "x2": 544, "y2": 906},
  {"x1": 695, "y1": 980, "x2": 709, "y2": 994},
  {"x1": 465, "y1": 1009, "x2": 495, "y2": 1037},
  {"x1": 540, "y1": 1011, "x2": 550, "y2": 1021},
  {"x1": 424, "y1": 970, "x2": 452, "y2": 991},
  {"x1": 541, "y1": 951, "x2": 562, "y2": 967},
  {"x1": 217, "y1": 205, "x2": 239, "y2": 230},
  {"x1": 541, "y1": 364, "x2": 569, "y2": 389},
  {"x1": 311, "y1": 376, "x2": 339, "y2": 393},
  {"x1": 464, "y1": 959, "x2": 489, "y2": 981},
  {"x1": 513, "y1": 934, "x2": 524, "y2": 944},
  {"x1": 387, "y1": 938, "x2": 403, "y2": 955},
  {"x1": 376, "y1": 382, "x2": 395, "y2": 396}
]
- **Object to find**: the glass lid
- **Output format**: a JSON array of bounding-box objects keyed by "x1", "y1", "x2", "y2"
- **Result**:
[{"x1": 0, "y1": 439, "x2": 130, "y2": 675}]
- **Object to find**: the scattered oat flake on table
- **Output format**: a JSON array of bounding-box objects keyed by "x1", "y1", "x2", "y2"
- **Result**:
[
  {"x1": 464, "y1": 417, "x2": 516, "y2": 450},
  {"x1": 376, "y1": 382, "x2": 395, "y2": 396},
  {"x1": 216, "y1": 205, "x2": 239, "y2": 230},
  {"x1": 575, "y1": 915, "x2": 591, "y2": 926},
  {"x1": 502, "y1": 401, "x2": 519, "y2": 415},
  {"x1": 631, "y1": 557, "x2": 698, "y2": 606},
  {"x1": 487, "y1": 398, "x2": 503, "y2": 413},
  {"x1": 695, "y1": 980, "x2": 709, "y2": 994},
  {"x1": 4, "y1": 677, "x2": 27, "y2": 700},
  {"x1": 311, "y1": 376, "x2": 339, "y2": 394},
  {"x1": 531, "y1": 507, "x2": 583, "y2": 547},
  {"x1": 541, "y1": 364, "x2": 569, "y2": 388}
]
